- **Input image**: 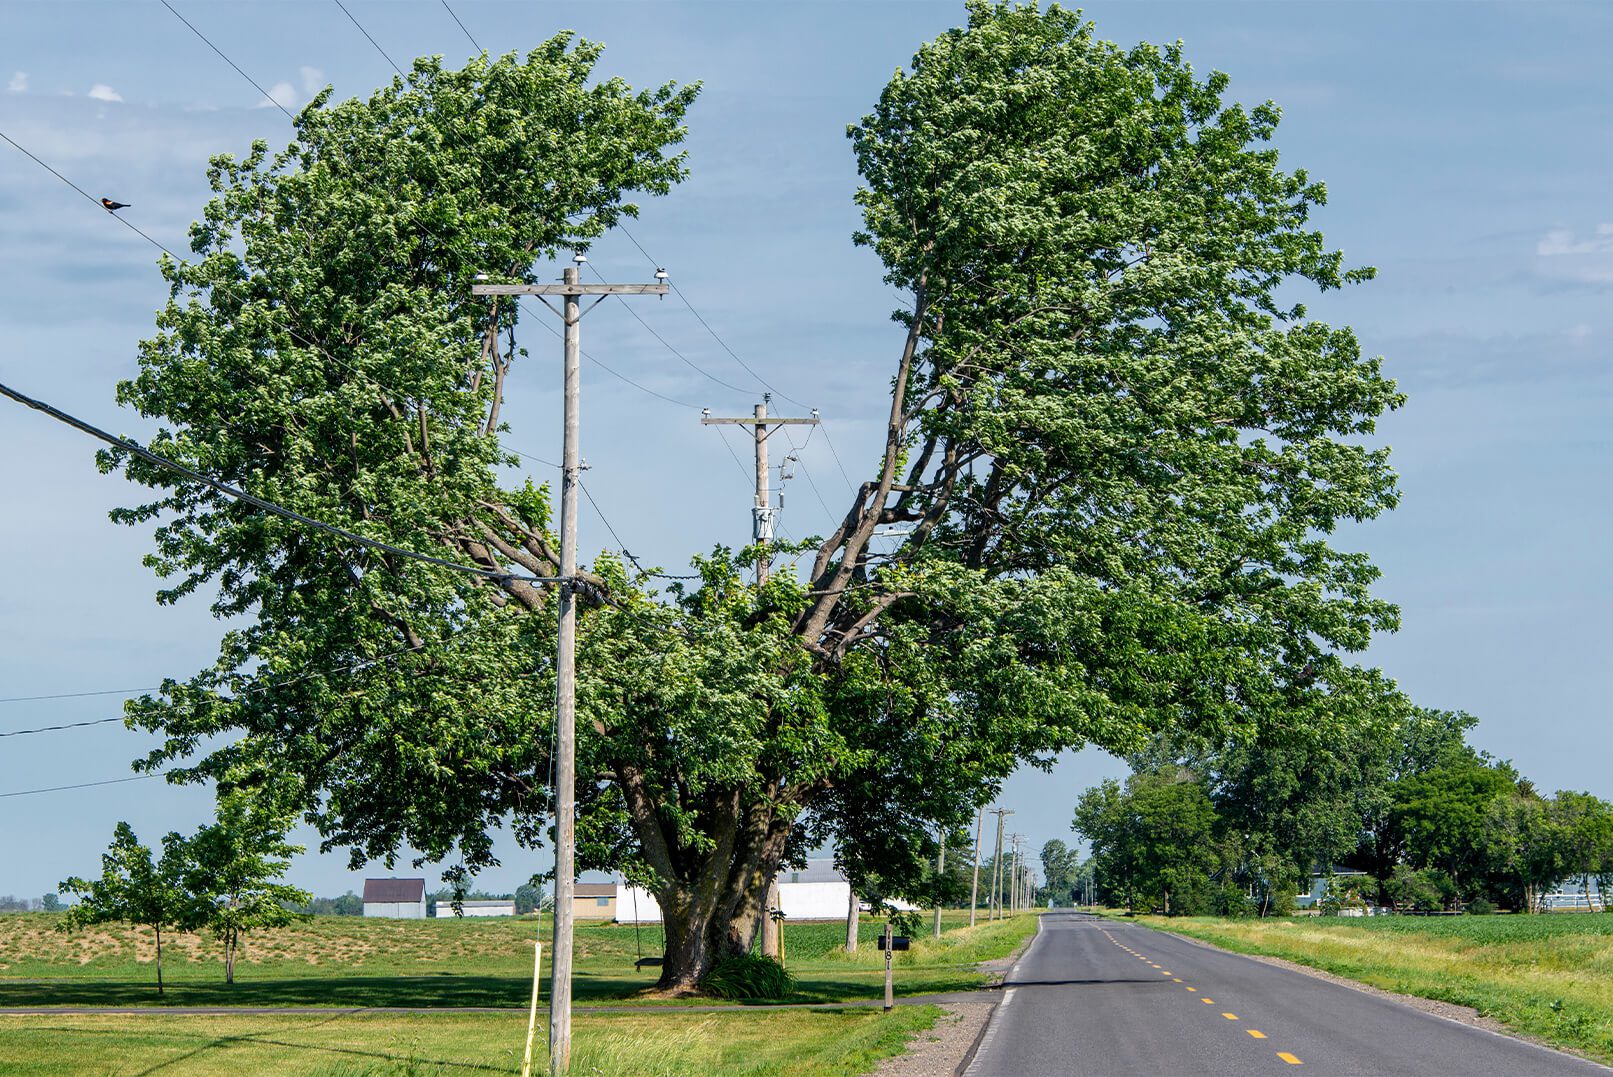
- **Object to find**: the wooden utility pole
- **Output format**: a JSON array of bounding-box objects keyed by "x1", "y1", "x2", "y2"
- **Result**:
[
  {"x1": 932, "y1": 836, "x2": 946, "y2": 939},
  {"x1": 472, "y1": 264, "x2": 666, "y2": 1076},
  {"x1": 969, "y1": 806, "x2": 984, "y2": 928},
  {"x1": 988, "y1": 808, "x2": 1012, "y2": 921},
  {"x1": 700, "y1": 399, "x2": 818, "y2": 584}
]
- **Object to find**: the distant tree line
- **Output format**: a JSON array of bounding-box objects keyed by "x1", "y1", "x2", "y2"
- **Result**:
[{"x1": 1072, "y1": 709, "x2": 1613, "y2": 916}]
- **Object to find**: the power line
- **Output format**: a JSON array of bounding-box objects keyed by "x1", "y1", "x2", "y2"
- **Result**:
[
  {"x1": 160, "y1": 0, "x2": 294, "y2": 119},
  {"x1": 0, "y1": 688, "x2": 154, "y2": 706},
  {"x1": 333, "y1": 0, "x2": 405, "y2": 77},
  {"x1": 0, "y1": 716, "x2": 125, "y2": 739},
  {"x1": 0, "y1": 380, "x2": 559, "y2": 585},
  {"x1": 584, "y1": 261, "x2": 760, "y2": 399},
  {"x1": 439, "y1": 0, "x2": 482, "y2": 52},
  {"x1": 612, "y1": 222, "x2": 860, "y2": 493},
  {"x1": 613, "y1": 223, "x2": 809, "y2": 410},
  {"x1": 0, "y1": 127, "x2": 177, "y2": 255},
  {"x1": 579, "y1": 481, "x2": 699, "y2": 582},
  {"x1": 0, "y1": 773, "x2": 167, "y2": 800}
]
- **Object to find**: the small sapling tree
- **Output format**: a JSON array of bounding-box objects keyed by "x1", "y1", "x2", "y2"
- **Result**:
[
  {"x1": 185, "y1": 790, "x2": 310, "y2": 984},
  {"x1": 60, "y1": 823, "x2": 202, "y2": 994}
]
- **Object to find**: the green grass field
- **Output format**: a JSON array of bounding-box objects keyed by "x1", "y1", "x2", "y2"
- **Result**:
[
  {"x1": 0, "y1": 909, "x2": 1036, "y2": 1073},
  {"x1": 0, "y1": 1006, "x2": 942, "y2": 1075},
  {"x1": 0, "y1": 909, "x2": 1036, "y2": 1008},
  {"x1": 1141, "y1": 912, "x2": 1613, "y2": 1065}
]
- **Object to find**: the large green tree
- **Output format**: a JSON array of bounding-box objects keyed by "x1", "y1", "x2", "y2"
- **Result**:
[{"x1": 112, "y1": 5, "x2": 1404, "y2": 991}]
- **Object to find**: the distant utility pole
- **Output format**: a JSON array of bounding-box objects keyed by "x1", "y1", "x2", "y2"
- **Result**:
[
  {"x1": 1008, "y1": 835, "x2": 1024, "y2": 915},
  {"x1": 969, "y1": 806, "x2": 985, "y2": 928},
  {"x1": 933, "y1": 835, "x2": 946, "y2": 939},
  {"x1": 473, "y1": 261, "x2": 667, "y2": 1077},
  {"x1": 700, "y1": 398, "x2": 819, "y2": 584},
  {"x1": 988, "y1": 808, "x2": 1013, "y2": 921}
]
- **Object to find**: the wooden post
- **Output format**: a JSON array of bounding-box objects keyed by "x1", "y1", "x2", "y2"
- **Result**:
[
  {"x1": 969, "y1": 806, "x2": 984, "y2": 928},
  {"x1": 762, "y1": 877, "x2": 779, "y2": 959},
  {"x1": 550, "y1": 264, "x2": 582, "y2": 1074},
  {"x1": 883, "y1": 922, "x2": 894, "y2": 1012},
  {"x1": 471, "y1": 269, "x2": 667, "y2": 1077},
  {"x1": 989, "y1": 809, "x2": 1012, "y2": 921},
  {"x1": 933, "y1": 837, "x2": 945, "y2": 939}
]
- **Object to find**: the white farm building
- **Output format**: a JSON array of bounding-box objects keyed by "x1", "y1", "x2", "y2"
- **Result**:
[{"x1": 616, "y1": 860, "x2": 915, "y2": 923}]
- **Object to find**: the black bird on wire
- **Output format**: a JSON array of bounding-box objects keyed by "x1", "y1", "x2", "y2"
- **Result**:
[{"x1": 100, "y1": 197, "x2": 129, "y2": 212}]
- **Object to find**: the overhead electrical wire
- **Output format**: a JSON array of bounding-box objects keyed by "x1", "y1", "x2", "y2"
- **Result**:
[
  {"x1": 0, "y1": 380, "x2": 560, "y2": 585},
  {"x1": 439, "y1": 0, "x2": 482, "y2": 52},
  {"x1": 0, "y1": 773, "x2": 168, "y2": 800},
  {"x1": 160, "y1": 0, "x2": 294, "y2": 119}
]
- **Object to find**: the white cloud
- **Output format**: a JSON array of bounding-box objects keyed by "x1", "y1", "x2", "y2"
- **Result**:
[
  {"x1": 1537, "y1": 223, "x2": 1613, "y2": 257},
  {"x1": 7, "y1": 72, "x2": 26, "y2": 93},
  {"x1": 86, "y1": 83, "x2": 123, "y2": 103},
  {"x1": 256, "y1": 80, "x2": 297, "y2": 111},
  {"x1": 299, "y1": 66, "x2": 325, "y2": 95},
  {"x1": 1535, "y1": 224, "x2": 1613, "y2": 284}
]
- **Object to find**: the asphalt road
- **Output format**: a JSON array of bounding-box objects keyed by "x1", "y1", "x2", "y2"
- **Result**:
[{"x1": 965, "y1": 910, "x2": 1610, "y2": 1076}]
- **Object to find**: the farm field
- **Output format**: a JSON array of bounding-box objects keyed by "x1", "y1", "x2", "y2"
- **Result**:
[
  {"x1": 1142, "y1": 912, "x2": 1613, "y2": 1065},
  {"x1": 0, "y1": 1006, "x2": 940, "y2": 1075},
  {"x1": 0, "y1": 909, "x2": 1035, "y2": 1008}
]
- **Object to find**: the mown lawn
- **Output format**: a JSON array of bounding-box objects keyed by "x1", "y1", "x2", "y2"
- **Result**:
[
  {"x1": 0, "y1": 909, "x2": 1036, "y2": 1008},
  {"x1": 0, "y1": 1006, "x2": 941, "y2": 1075},
  {"x1": 1141, "y1": 912, "x2": 1613, "y2": 1065}
]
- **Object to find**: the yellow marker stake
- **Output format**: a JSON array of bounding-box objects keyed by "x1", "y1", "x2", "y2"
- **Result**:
[
  {"x1": 1277, "y1": 1052, "x2": 1303, "y2": 1065},
  {"x1": 519, "y1": 940, "x2": 543, "y2": 1077},
  {"x1": 1247, "y1": 1030, "x2": 1267, "y2": 1040}
]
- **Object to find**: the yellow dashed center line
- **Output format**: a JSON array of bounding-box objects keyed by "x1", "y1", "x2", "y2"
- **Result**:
[
  {"x1": 1160, "y1": 970, "x2": 1171, "y2": 975},
  {"x1": 1277, "y1": 1052, "x2": 1303, "y2": 1065},
  {"x1": 1202, "y1": 998, "x2": 1214, "y2": 1004},
  {"x1": 1247, "y1": 1030, "x2": 1267, "y2": 1040},
  {"x1": 1171, "y1": 978, "x2": 1182, "y2": 983},
  {"x1": 1222, "y1": 1012, "x2": 1238, "y2": 1020},
  {"x1": 1186, "y1": 986, "x2": 1197, "y2": 992}
]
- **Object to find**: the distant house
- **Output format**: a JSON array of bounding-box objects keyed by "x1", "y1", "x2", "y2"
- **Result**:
[
  {"x1": 617, "y1": 859, "x2": 914, "y2": 924},
  {"x1": 362, "y1": 878, "x2": 426, "y2": 918},
  {"x1": 573, "y1": 882, "x2": 616, "y2": 921},
  {"x1": 435, "y1": 898, "x2": 517, "y2": 918}
]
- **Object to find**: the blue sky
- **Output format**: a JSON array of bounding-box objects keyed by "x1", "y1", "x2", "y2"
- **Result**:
[{"x1": 0, "y1": 1, "x2": 1609, "y2": 899}]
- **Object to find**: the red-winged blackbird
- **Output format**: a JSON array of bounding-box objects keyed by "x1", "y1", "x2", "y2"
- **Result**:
[{"x1": 100, "y1": 198, "x2": 129, "y2": 211}]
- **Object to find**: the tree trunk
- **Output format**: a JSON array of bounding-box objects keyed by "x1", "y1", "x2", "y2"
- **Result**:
[
  {"x1": 645, "y1": 802, "x2": 789, "y2": 994},
  {"x1": 225, "y1": 929, "x2": 236, "y2": 985},
  {"x1": 154, "y1": 925, "x2": 164, "y2": 995},
  {"x1": 845, "y1": 888, "x2": 859, "y2": 953}
]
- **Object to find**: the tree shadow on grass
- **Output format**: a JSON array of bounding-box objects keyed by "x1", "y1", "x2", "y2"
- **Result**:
[
  {"x1": 15, "y1": 1015, "x2": 507, "y2": 1075},
  {"x1": 0, "y1": 969, "x2": 658, "y2": 1009}
]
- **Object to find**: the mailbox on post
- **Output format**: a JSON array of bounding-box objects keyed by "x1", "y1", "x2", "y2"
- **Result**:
[
  {"x1": 877, "y1": 935, "x2": 910, "y2": 951},
  {"x1": 881, "y1": 925, "x2": 910, "y2": 1011}
]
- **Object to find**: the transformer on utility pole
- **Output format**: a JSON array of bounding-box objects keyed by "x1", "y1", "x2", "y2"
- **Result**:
[{"x1": 700, "y1": 398, "x2": 819, "y2": 584}]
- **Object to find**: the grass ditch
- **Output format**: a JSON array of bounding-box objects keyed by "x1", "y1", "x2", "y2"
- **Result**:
[{"x1": 1138, "y1": 912, "x2": 1613, "y2": 1065}]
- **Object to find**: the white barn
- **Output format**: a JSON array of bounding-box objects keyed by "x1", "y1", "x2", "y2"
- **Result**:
[{"x1": 362, "y1": 877, "x2": 427, "y2": 918}]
